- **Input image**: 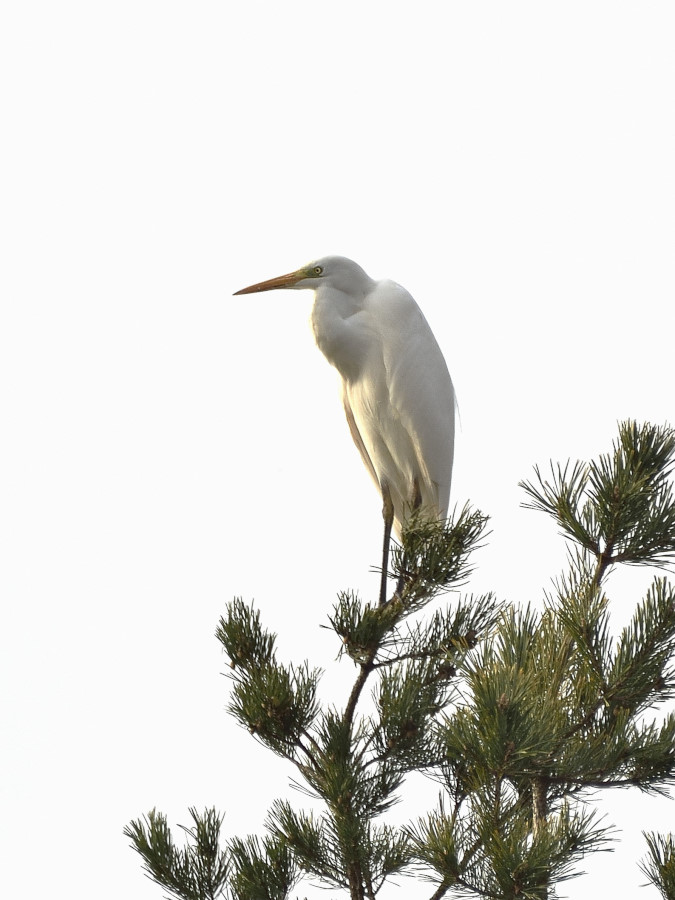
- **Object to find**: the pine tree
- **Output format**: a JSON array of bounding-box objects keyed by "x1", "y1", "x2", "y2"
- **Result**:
[{"x1": 126, "y1": 421, "x2": 675, "y2": 900}]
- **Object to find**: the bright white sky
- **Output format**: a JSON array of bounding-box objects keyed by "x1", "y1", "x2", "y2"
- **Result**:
[{"x1": 2, "y1": 2, "x2": 674, "y2": 898}]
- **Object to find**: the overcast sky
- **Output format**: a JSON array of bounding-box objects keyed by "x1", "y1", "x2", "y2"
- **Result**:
[{"x1": 2, "y1": 2, "x2": 674, "y2": 898}]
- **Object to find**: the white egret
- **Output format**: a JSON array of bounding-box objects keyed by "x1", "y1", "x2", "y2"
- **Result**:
[{"x1": 234, "y1": 256, "x2": 455, "y2": 605}]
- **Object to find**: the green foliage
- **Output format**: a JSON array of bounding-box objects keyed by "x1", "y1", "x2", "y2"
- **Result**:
[
  {"x1": 609, "y1": 577, "x2": 675, "y2": 714},
  {"x1": 521, "y1": 420, "x2": 675, "y2": 571},
  {"x1": 408, "y1": 797, "x2": 612, "y2": 899},
  {"x1": 373, "y1": 658, "x2": 450, "y2": 769},
  {"x1": 329, "y1": 590, "x2": 496, "y2": 673},
  {"x1": 228, "y1": 834, "x2": 299, "y2": 900},
  {"x1": 228, "y1": 659, "x2": 321, "y2": 758},
  {"x1": 641, "y1": 832, "x2": 675, "y2": 900},
  {"x1": 124, "y1": 808, "x2": 229, "y2": 900},
  {"x1": 391, "y1": 504, "x2": 489, "y2": 606},
  {"x1": 127, "y1": 421, "x2": 675, "y2": 900},
  {"x1": 217, "y1": 600, "x2": 322, "y2": 759},
  {"x1": 216, "y1": 599, "x2": 276, "y2": 671},
  {"x1": 268, "y1": 799, "x2": 412, "y2": 895}
]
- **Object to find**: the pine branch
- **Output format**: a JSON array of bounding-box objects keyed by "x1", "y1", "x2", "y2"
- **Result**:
[
  {"x1": 228, "y1": 833, "x2": 299, "y2": 900},
  {"x1": 521, "y1": 421, "x2": 675, "y2": 575},
  {"x1": 408, "y1": 794, "x2": 612, "y2": 899},
  {"x1": 640, "y1": 832, "x2": 675, "y2": 900},
  {"x1": 216, "y1": 599, "x2": 276, "y2": 672},
  {"x1": 607, "y1": 577, "x2": 675, "y2": 715},
  {"x1": 128, "y1": 421, "x2": 675, "y2": 900},
  {"x1": 227, "y1": 659, "x2": 321, "y2": 761},
  {"x1": 124, "y1": 808, "x2": 229, "y2": 900},
  {"x1": 391, "y1": 505, "x2": 490, "y2": 605}
]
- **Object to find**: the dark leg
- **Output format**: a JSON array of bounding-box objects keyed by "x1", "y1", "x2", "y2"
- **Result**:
[
  {"x1": 411, "y1": 478, "x2": 422, "y2": 512},
  {"x1": 394, "y1": 479, "x2": 423, "y2": 600},
  {"x1": 379, "y1": 483, "x2": 394, "y2": 606}
]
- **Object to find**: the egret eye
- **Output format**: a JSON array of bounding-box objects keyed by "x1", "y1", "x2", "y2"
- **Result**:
[{"x1": 313, "y1": 266, "x2": 323, "y2": 275}]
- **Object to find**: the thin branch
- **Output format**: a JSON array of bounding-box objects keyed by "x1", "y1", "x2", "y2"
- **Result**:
[
  {"x1": 428, "y1": 882, "x2": 450, "y2": 900},
  {"x1": 296, "y1": 738, "x2": 319, "y2": 769},
  {"x1": 345, "y1": 658, "x2": 376, "y2": 732},
  {"x1": 592, "y1": 539, "x2": 615, "y2": 590}
]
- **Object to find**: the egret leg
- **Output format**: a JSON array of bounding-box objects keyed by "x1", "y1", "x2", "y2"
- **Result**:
[
  {"x1": 411, "y1": 478, "x2": 422, "y2": 512},
  {"x1": 379, "y1": 484, "x2": 394, "y2": 607},
  {"x1": 394, "y1": 479, "x2": 423, "y2": 600}
]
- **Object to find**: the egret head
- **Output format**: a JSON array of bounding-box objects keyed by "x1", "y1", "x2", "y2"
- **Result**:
[{"x1": 234, "y1": 256, "x2": 371, "y2": 296}]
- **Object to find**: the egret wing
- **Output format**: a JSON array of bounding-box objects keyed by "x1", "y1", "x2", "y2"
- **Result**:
[
  {"x1": 342, "y1": 392, "x2": 380, "y2": 491},
  {"x1": 367, "y1": 279, "x2": 455, "y2": 518}
]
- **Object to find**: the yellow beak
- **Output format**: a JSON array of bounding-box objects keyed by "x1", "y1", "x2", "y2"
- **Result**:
[{"x1": 233, "y1": 268, "x2": 306, "y2": 295}]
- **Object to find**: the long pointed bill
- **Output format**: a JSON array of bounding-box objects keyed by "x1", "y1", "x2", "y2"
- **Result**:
[{"x1": 233, "y1": 268, "x2": 306, "y2": 295}]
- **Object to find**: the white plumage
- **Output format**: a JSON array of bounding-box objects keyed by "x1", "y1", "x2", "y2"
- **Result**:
[{"x1": 235, "y1": 255, "x2": 455, "y2": 602}]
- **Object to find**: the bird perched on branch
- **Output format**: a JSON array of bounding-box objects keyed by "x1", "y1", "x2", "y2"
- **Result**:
[{"x1": 234, "y1": 256, "x2": 455, "y2": 605}]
